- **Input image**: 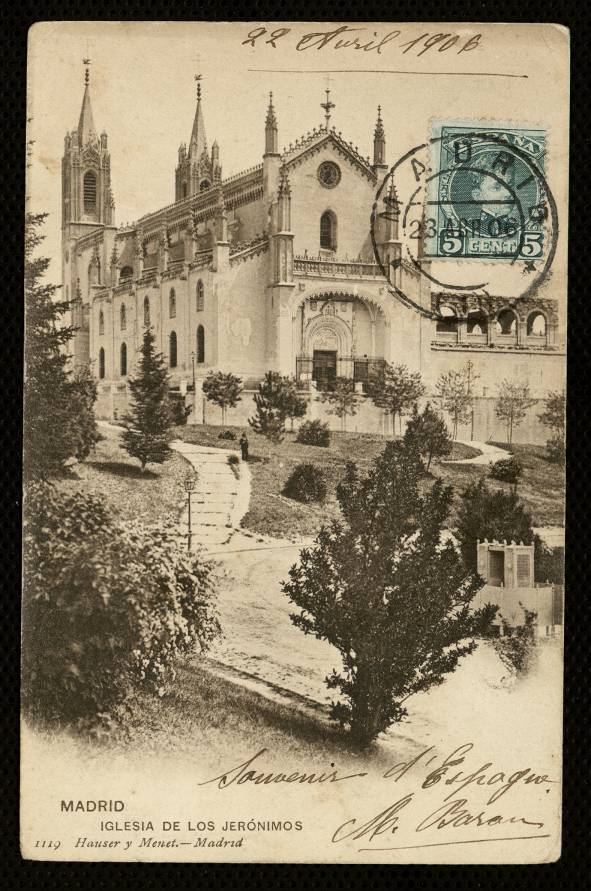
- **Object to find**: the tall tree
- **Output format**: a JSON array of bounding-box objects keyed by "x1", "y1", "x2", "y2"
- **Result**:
[
  {"x1": 24, "y1": 211, "x2": 98, "y2": 480},
  {"x1": 249, "y1": 371, "x2": 292, "y2": 442},
  {"x1": 282, "y1": 376, "x2": 308, "y2": 432},
  {"x1": 495, "y1": 379, "x2": 536, "y2": 445},
  {"x1": 283, "y1": 442, "x2": 495, "y2": 745},
  {"x1": 367, "y1": 362, "x2": 425, "y2": 435},
  {"x1": 202, "y1": 370, "x2": 243, "y2": 428},
  {"x1": 122, "y1": 328, "x2": 172, "y2": 472},
  {"x1": 403, "y1": 402, "x2": 452, "y2": 470},
  {"x1": 321, "y1": 377, "x2": 359, "y2": 432},
  {"x1": 435, "y1": 359, "x2": 479, "y2": 440},
  {"x1": 539, "y1": 390, "x2": 566, "y2": 465}
]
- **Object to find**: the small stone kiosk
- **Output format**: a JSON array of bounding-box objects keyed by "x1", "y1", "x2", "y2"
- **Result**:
[{"x1": 473, "y1": 539, "x2": 561, "y2": 636}]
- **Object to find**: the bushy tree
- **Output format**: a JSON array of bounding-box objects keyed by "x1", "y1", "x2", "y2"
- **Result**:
[
  {"x1": 493, "y1": 608, "x2": 538, "y2": 677},
  {"x1": 22, "y1": 482, "x2": 220, "y2": 724},
  {"x1": 495, "y1": 379, "x2": 536, "y2": 445},
  {"x1": 368, "y1": 362, "x2": 425, "y2": 435},
  {"x1": 202, "y1": 370, "x2": 243, "y2": 427},
  {"x1": 283, "y1": 377, "x2": 308, "y2": 432},
  {"x1": 283, "y1": 442, "x2": 496, "y2": 745},
  {"x1": 296, "y1": 419, "x2": 331, "y2": 447},
  {"x1": 283, "y1": 463, "x2": 327, "y2": 503},
  {"x1": 24, "y1": 212, "x2": 98, "y2": 479},
  {"x1": 455, "y1": 478, "x2": 537, "y2": 574},
  {"x1": 539, "y1": 390, "x2": 565, "y2": 465},
  {"x1": 403, "y1": 402, "x2": 452, "y2": 470},
  {"x1": 435, "y1": 359, "x2": 479, "y2": 440},
  {"x1": 122, "y1": 328, "x2": 173, "y2": 472},
  {"x1": 489, "y1": 456, "x2": 523, "y2": 488},
  {"x1": 321, "y1": 377, "x2": 359, "y2": 432},
  {"x1": 249, "y1": 371, "x2": 290, "y2": 442}
]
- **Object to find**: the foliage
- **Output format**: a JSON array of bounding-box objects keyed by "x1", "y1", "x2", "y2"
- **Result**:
[
  {"x1": 455, "y1": 479, "x2": 553, "y2": 583},
  {"x1": 282, "y1": 377, "x2": 308, "y2": 431},
  {"x1": 545, "y1": 435, "x2": 565, "y2": 466},
  {"x1": 227, "y1": 454, "x2": 240, "y2": 466},
  {"x1": 169, "y1": 393, "x2": 191, "y2": 426},
  {"x1": 435, "y1": 359, "x2": 479, "y2": 440},
  {"x1": 403, "y1": 402, "x2": 452, "y2": 470},
  {"x1": 218, "y1": 429, "x2": 237, "y2": 441},
  {"x1": 249, "y1": 371, "x2": 289, "y2": 442},
  {"x1": 122, "y1": 329, "x2": 173, "y2": 472},
  {"x1": 202, "y1": 371, "x2": 243, "y2": 427},
  {"x1": 493, "y1": 608, "x2": 538, "y2": 676},
  {"x1": 22, "y1": 482, "x2": 220, "y2": 724},
  {"x1": 296, "y1": 419, "x2": 331, "y2": 448},
  {"x1": 321, "y1": 377, "x2": 359, "y2": 432},
  {"x1": 282, "y1": 463, "x2": 328, "y2": 503},
  {"x1": 539, "y1": 390, "x2": 565, "y2": 437},
  {"x1": 24, "y1": 212, "x2": 99, "y2": 479},
  {"x1": 283, "y1": 442, "x2": 496, "y2": 745},
  {"x1": 540, "y1": 391, "x2": 566, "y2": 465},
  {"x1": 488, "y1": 456, "x2": 523, "y2": 485},
  {"x1": 367, "y1": 362, "x2": 425, "y2": 434},
  {"x1": 495, "y1": 379, "x2": 536, "y2": 445}
]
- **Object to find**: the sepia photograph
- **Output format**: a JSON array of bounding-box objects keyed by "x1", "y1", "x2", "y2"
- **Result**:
[{"x1": 21, "y1": 21, "x2": 567, "y2": 863}]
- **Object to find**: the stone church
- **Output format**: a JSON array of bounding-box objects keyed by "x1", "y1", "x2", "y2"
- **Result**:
[{"x1": 62, "y1": 69, "x2": 564, "y2": 442}]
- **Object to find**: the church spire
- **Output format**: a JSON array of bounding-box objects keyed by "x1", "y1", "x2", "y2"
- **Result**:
[
  {"x1": 78, "y1": 59, "x2": 97, "y2": 145},
  {"x1": 264, "y1": 92, "x2": 279, "y2": 155},
  {"x1": 189, "y1": 76, "x2": 207, "y2": 160},
  {"x1": 373, "y1": 105, "x2": 386, "y2": 169}
]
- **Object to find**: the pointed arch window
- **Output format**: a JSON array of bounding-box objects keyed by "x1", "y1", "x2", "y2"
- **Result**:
[
  {"x1": 169, "y1": 288, "x2": 177, "y2": 319},
  {"x1": 120, "y1": 303, "x2": 127, "y2": 331},
  {"x1": 83, "y1": 171, "x2": 97, "y2": 213},
  {"x1": 170, "y1": 331, "x2": 178, "y2": 368},
  {"x1": 98, "y1": 348, "x2": 105, "y2": 379},
  {"x1": 120, "y1": 266, "x2": 133, "y2": 282},
  {"x1": 98, "y1": 309, "x2": 104, "y2": 336},
  {"x1": 320, "y1": 211, "x2": 337, "y2": 251},
  {"x1": 196, "y1": 325, "x2": 205, "y2": 364},
  {"x1": 120, "y1": 342, "x2": 127, "y2": 377},
  {"x1": 143, "y1": 296, "x2": 150, "y2": 327},
  {"x1": 196, "y1": 280, "x2": 204, "y2": 312}
]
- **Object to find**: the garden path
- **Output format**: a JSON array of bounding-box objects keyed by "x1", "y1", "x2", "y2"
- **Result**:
[{"x1": 444, "y1": 439, "x2": 512, "y2": 466}]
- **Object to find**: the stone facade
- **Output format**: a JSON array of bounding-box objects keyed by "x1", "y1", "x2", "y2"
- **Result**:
[{"x1": 63, "y1": 73, "x2": 565, "y2": 441}]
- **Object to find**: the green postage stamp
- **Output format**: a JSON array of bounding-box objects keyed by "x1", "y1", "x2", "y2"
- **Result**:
[{"x1": 426, "y1": 123, "x2": 548, "y2": 261}]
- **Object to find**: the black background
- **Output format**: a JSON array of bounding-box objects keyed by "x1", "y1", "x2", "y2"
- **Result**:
[{"x1": 2, "y1": 3, "x2": 587, "y2": 887}]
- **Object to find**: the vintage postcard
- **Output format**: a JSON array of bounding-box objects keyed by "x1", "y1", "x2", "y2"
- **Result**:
[{"x1": 22, "y1": 21, "x2": 567, "y2": 863}]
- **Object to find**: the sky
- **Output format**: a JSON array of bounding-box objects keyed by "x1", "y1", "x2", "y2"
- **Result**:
[{"x1": 26, "y1": 21, "x2": 568, "y2": 297}]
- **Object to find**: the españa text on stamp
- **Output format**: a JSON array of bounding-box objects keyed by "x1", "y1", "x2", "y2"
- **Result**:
[{"x1": 425, "y1": 124, "x2": 548, "y2": 262}]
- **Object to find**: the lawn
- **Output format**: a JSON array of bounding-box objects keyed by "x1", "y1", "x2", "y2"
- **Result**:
[
  {"x1": 176, "y1": 424, "x2": 565, "y2": 538},
  {"x1": 57, "y1": 424, "x2": 191, "y2": 524}
]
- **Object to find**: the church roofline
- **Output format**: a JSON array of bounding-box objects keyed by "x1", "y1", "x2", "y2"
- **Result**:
[{"x1": 281, "y1": 126, "x2": 377, "y2": 182}]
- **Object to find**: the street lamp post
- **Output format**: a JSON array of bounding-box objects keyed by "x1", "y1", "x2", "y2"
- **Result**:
[{"x1": 183, "y1": 474, "x2": 197, "y2": 551}]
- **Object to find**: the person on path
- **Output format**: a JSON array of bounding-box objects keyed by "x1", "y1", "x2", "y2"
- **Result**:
[{"x1": 239, "y1": 433, "x2": 249, "y2": 461}]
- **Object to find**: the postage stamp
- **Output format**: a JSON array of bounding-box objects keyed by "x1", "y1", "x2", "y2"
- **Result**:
[{"x1": 425, "y1": 123, "x2": 548, "y2": 261}]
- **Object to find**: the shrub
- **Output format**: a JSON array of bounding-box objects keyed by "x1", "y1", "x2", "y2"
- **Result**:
[
  {"x1": 403, "y1": 402, "x2": 452, "y2": 470},
  {"x1": 218, "y1": 430, "x2": 236, "y2": 441},
  {"x1": 546, "y1": 435, "x2": 565, "y2": 465},
  {"x1": 493, "y1": 607, "x2": 538, "y2": 676},
  {"x1": 489, "y1": 456, "x2": 523, "y2": 484},
  {"x1": 296, "y1": 419, "x2": 331, "y2": 447},
  {"x1": 283, "y1": 463, "x2": 327, "y2": 503},
  {"x1": 169, "y1": 394, "x2": 191, "y2": 426},
  {"x1": 227, "y1": 454, "x2": 239, "y2": 466},
  {"x1": 22, "y1": 483, "x2": 220, "y2": 725}
]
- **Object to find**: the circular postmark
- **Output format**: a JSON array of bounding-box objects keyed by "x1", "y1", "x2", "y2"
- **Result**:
[{"x1": 370, "y1": 129, "x2": 558, "y2": 319}]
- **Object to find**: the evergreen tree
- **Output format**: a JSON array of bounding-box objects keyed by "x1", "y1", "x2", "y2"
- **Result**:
[
  {"x1": 283, "y1": 376, "x2": 308, "y2": 432},
  {"x1": 24, "y1": 211, "x2": 98, "y2": 480},
  {"x1": 283, "y1": 442, "x2": 496, "y2": 745},
  {"x1": 539, "y1": 390, "x2": 566, "y2": 465},
  {"x1": 122, "y1": 328, "x2": 172, "y2": 472},
  {"x1": 249, "y1": 371, "x2": 291, "y2": 442},
  {"x1": 455, "y1": 478, "x2": 537, "y2": 574},
  {"x1": 321, "y1": 377, "x2": 359, "y2": 432},
  {"x1": 202, "y1": 370, "x2": 243, "y2": 427},
  {"x1": 367, "y1": 362, "x2": 425, "y2": 435},
  {"x1": 403, "y1": 402, "x2": 452, "y2": 470}
]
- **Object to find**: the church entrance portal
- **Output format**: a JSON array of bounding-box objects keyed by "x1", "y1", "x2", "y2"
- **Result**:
[{"x1": 313, "y1": 350, "x2": 337, "y2": 390}]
